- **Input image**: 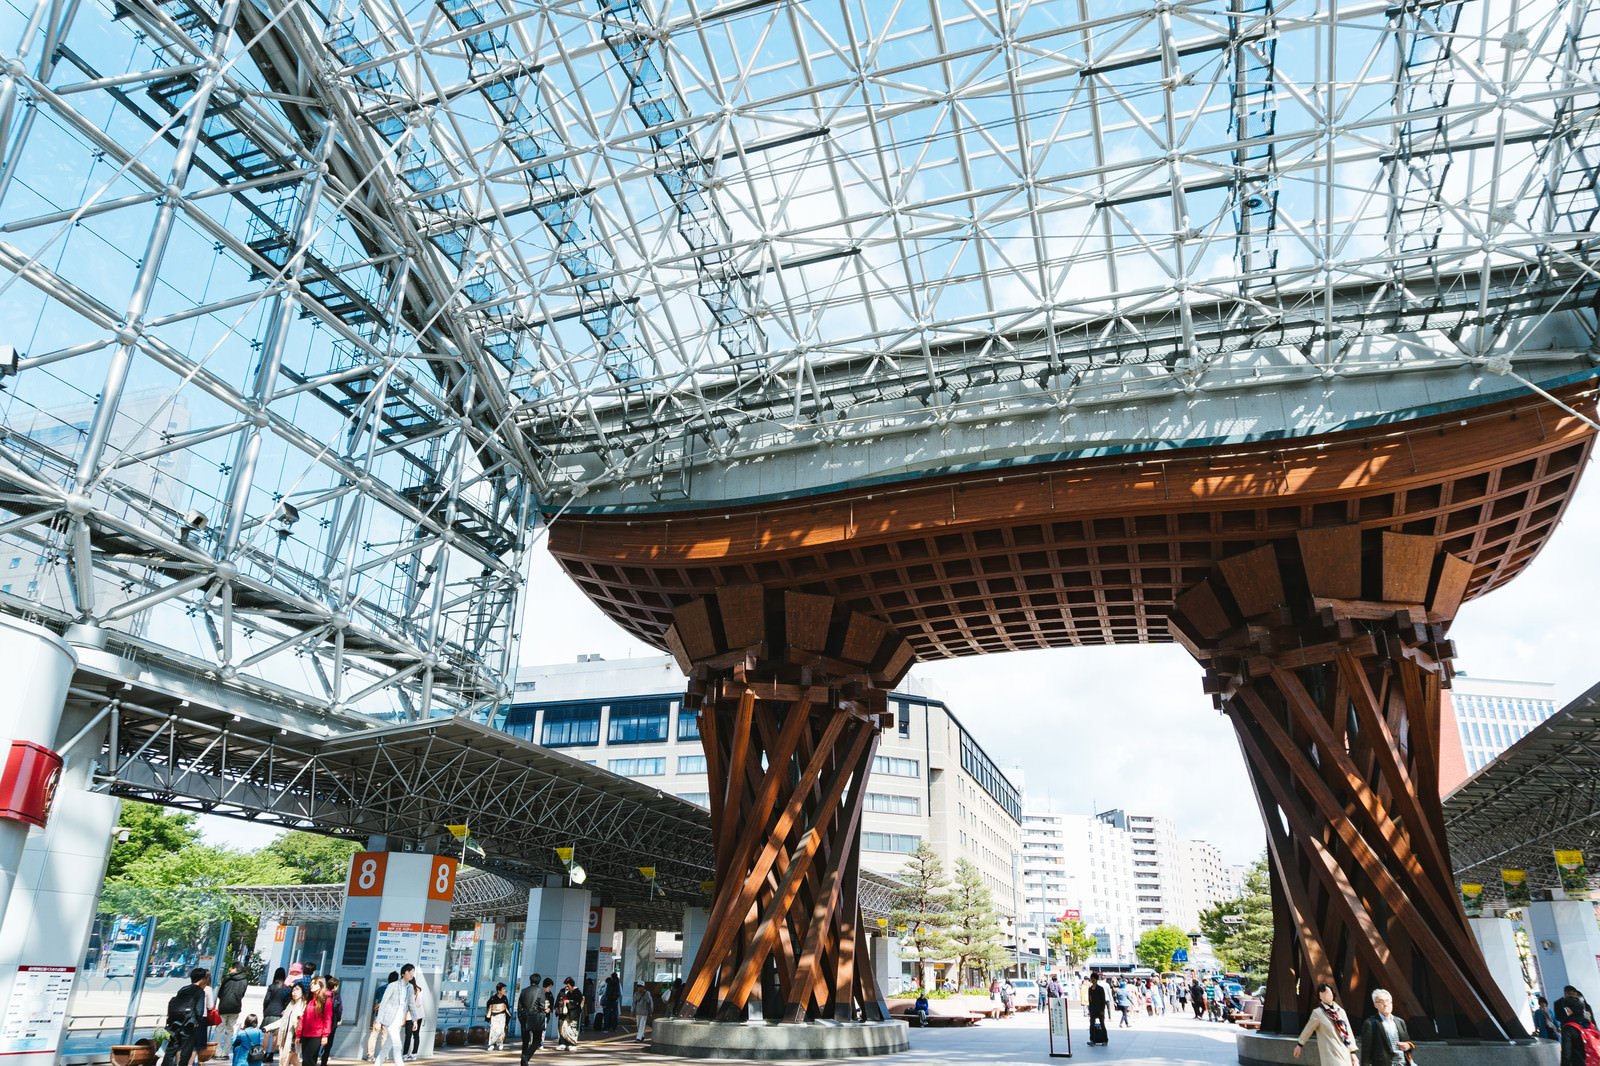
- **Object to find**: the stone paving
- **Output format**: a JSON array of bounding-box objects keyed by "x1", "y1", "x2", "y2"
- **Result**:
[{"x1": 400, "y1": 1008, "x2": 1243, "y2": 1065}]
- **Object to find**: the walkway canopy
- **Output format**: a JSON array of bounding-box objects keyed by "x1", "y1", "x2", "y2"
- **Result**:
[{"x1": 1445, "y1": 680, "x2": 1600, "y2": 902}]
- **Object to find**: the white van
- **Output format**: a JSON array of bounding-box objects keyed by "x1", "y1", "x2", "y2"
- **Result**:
[{"x1": 105, "y1": 942, "x2": 141, "y2": 977}]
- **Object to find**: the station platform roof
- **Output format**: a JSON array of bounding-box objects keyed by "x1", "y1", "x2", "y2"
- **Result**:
[
  {"x1": 1444, "y1": 679, "x2": 1600, "y2": 901},
  {"x1": 71, "y1": 642, "x2": 901, "y2": 928}
]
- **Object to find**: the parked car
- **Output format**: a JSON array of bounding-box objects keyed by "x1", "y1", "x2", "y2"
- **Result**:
[
  {"x1": 1010, "y1": 978, "x2": 1040, "y2": 1000},
  {"x1": 105, "y1": 942, "x2": 140, "y2": 978}
]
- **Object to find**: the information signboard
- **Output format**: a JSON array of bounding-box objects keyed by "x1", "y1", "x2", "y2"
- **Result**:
[
  {"x1": 418, "y1": 924, "x2": 448, "y2": 972},
  {"x1": 374, "y1": 922, "x2": 422, "y2": 971},
  {"x1": 0, "y1": 966, "x2": 75, "y2": 1054},
  {"x1": 1047, "y1": 994, "x2": 1072, "y2": 1057}
]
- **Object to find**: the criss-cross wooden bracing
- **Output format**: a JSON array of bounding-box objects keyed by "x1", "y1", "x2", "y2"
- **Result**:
[
  {"x1": 662, "y1": 587, "x2": 913, "y2": 1024},
  {"x1": 1169, "y1": 530, "x2": 1521, "y2": 1039}
]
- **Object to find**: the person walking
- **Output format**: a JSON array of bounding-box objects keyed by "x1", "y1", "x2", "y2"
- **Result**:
[
  {"x1": 261, "y1": 969, "x2": 289, "y2": 1064},
  {"x1": 401, "y1": 968, "x2": 431, "y2": 1061},
  {"x1": 162, "y1": 968, "x2": 212, "y2": 1066},
  {"x1": 276, "y1": 984, "x2": 307, "y2": 1066},
  {"x1": 371, "y1": 965, "x2": 417, "y2": 1066},
  {"x1": 485, "y1": 983, "x2": 511, "y2": 1051},
  {"x1": 1113, "y1": 981, "x2": 1132, "y2": 1027},
  {"x1": 1190, "y1": 976, "x2": 1204, "y2": 1020},
  {"x1": 1534, "y1": 995, "x2": 1559, "y2": 1039},
  {"x1": 1555, "y1": 986, "x2": 1596, "y2": 1066},
  {"x1": 516, "y1": 973, "x2": 545, "y2": 1063},
  {"x1": 316, "y1": 978, "x2": 341, "y2": 1066},
  {"x1": 631, "y1": 981, "x2": 654, "y2": 1041},
  {"x1": 602, "y1": 973, "x2": 621, "y2": 1032},
  {"x1": 556, "y1": 978, "x2": 582, "y2": 1050},
  {"x1": 1086, "y1": 973, "x2": 1109, "y2": 1046},
  {"x1": 1293, "y1": 982, "x2": 1359, "y2": 1066},
  {"x1": 999, "y1": 980, "x2": 1014, "y2": 1017},
  {"x1": 216, "y1": 964, "x2": 250, "y2": 1053},
  {"x1": 1357, "y1": 989, "x2": 1413, "y2": 1066},
  {"x1": 296, "y1": 979, "x2": 334, "y2": 1066},
  {"x1": 230, "y1": 1015, "x2": 264, "y2": 1066},
  {"x1": 541, "y1": 979, "x2": 559, "y2": 1045}
]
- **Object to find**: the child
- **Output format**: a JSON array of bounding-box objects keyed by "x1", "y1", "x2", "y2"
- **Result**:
[{"x1": 231, "y1": 1015, "x2": 265, "y2": 1066}]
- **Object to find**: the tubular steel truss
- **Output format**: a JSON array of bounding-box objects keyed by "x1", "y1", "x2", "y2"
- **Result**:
[{"x1": 3, "y1": 0, "x2": 1600, "y2": 716}]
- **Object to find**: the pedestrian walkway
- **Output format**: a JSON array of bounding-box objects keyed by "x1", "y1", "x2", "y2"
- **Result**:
[{"x1": 400, "y1": 1009, "x2": 1242, "y2": 1065}]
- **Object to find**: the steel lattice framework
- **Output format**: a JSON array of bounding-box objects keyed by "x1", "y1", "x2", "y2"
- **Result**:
[{"x1": 3, "y1": 0, "x2": 1600, "y2": 716}]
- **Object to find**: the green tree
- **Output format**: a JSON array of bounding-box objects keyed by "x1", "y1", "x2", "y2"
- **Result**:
[
  {"x1": 1198, "y1": 853, "x2": 1272, "y2": 978},
  {"x1": 263, "y1": 831, "x2": 361, "y2": 883},
  {"x1": 945, "y1": 859, "x2": 1007, "y2": 983},
  {"x1": 889, "y1": 841, "x2": 953, "y2": 989},
  {"x1": 107, "y1": 842, "x2": 298, "y2": 949},
  {"x1": 1053, "y1": 919, "x2": 1096, "y2": 969},
  {"x1": 107, "y1": 801, "x2": 199, "y2": 879},
  {"x1": 1135, "y1": 924, "x2": 1190, "y2": 971}
]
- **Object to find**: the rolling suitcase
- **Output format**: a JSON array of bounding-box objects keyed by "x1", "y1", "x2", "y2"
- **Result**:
[{"x1": 1089, "y1": 1016, "x2": 1108, "y2": 1045}]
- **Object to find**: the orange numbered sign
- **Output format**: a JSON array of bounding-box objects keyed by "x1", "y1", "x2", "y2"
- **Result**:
[
  {"x1": 428, "y1": 856, "x2": 457, "y2": 901},
  {"x1": 347, "y1": 852, "x2": 389, "y2": 897}
]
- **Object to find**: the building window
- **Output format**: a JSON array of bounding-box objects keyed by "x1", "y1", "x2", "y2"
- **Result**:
[
  {"x1": 873, "y1": 756, "x2": 920, "y2": 778},
  {"x1": 865, "y1": 793, "x2": 920, "y2": 816},
  {"x1": 541, "y1": 706, "x2": 601, "y2": 747},
  {"x1": 677, "y1": 792, "x2": 709, "y2": 808},
  {"x1": 897, "y1": 701, "x2": 911, "y2": 739},
  {"x1": 678, "y1": 755, "x2": 707, "y2": 774},
  {"x1": 7, "y1": 557, "x2": 18, "y2": 569},
  {"x1": 677, "y1": 710, "x2": 701, "y2": 740},
  {"x1": 863, "y1": 832, "x2": 921, "y2": 853},
  {"x1": 608, "y1": 757, "x2": 665, "y2": 776},
  {"x1": 608, "y1": 700, "x2": 670, "y2": 743}
]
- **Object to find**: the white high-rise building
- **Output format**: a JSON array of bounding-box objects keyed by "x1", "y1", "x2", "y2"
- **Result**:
[
  {"x1": 1097, "y1": 809, "x2": 1195, "y2": 931},
  {"x1": 1448, "y1": 674, "x2": 1559, "y2": 774}
]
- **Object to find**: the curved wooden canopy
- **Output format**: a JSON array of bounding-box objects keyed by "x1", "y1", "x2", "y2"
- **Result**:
[{"x1": 549, "y1": 381, "x2": 1599, "y2": 659}]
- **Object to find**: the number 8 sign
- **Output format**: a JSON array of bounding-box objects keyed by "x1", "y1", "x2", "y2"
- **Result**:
[
  {"x1": 347, "y1": 852, "x2": 388, "y2": 897},
  {"x1": 428, "y1": 857, "x2": 457, "y2": 901}
]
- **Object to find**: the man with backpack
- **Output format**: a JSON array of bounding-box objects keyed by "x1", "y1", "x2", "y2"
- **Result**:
[
  {"x1": 164, "y1": 968, "x2": 212, "y2": 1066},
  {"x1": 555, "y1": 978, "x2": 581, "y2": 1050},
  {"x1": 1554, "y1": 986, "x2": 1598, "y2": 1066}
]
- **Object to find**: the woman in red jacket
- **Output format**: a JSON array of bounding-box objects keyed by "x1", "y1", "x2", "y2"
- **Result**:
[{"x1": 296, "y1": 979, "x2": 335, "y2": 1066}]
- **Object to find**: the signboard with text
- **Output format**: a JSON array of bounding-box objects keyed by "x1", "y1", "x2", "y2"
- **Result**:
[
  {"x1": 1047, "y1": 994, "x2": 1072, "y2": 1057},
  {"x1": 0, "y1": 966, "x2": 75, "y2": 1055}
]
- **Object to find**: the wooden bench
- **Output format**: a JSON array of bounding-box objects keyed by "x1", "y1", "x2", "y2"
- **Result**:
[
  {"x1": 894, "y1": 1009, "x2": 980, "y2": 1028},
  {"x1": 1234, "y1": 999, "x2": 1265, "y2": 1030}
]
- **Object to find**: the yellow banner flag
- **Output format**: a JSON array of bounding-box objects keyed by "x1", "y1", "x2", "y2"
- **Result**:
[
  {"x1": 555, "y1": 846, "x2": 574, "y2": 864},
  {"x1": 638, "y1": 866, "x2": 656, "y2": 879},
  {"x1": 876, "y1": 918, "x2": 888, "y2": 928},
  {"x1": 445, "y1": 824, "x2": 469, "y2": 840}
]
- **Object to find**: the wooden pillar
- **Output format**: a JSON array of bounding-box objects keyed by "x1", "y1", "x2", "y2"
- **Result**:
[
  {"x1": 662, "y1": 587, "x2": 913, "y2": 1024},
  {"x1": 1170, "y1": 528, "x2": 1522, "y2": 1041}
]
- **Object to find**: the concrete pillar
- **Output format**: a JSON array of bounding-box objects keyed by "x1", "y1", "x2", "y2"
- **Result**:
[
  {"x1": 328, "y1": 853, "x2": 457, "y2": 1060},
  {"x1": 681, "y1": 906, "x2": 708, "y2": 981},
  {"x1": 0, "y1": 702, "x2": 118, "y2": 1066},
  {"x1": 619, "y1": 928, "x2": 654, "y2": 990},
  {"x1": 0, "y1": 618, "x2": 77, "y2": 934},
  {"x1": 1528, "y1": 899, "x2": 1600, "y2": 999},
  {"x1": 1470, "y1": 915, "x2": 1534, "y2": 1032},
  {"x1": 521, "y1": 880, "x2": 589, "y2": 985}
]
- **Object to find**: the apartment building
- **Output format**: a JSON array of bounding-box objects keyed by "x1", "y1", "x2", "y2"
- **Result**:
[
  {"x1": 503, "y1": 656, "x2": 1022, "y2": 917},
  {"x1": 1447, "y1": 674, "x2": 1559, "y2": 775}
]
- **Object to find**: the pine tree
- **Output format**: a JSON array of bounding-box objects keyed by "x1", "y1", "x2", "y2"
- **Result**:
[
  {"x1": 1198, "y1": 852, "x2": 1272, "y2": 979},
  {"x1": 946, "y1": 858, "x2": 1007, "y2": 986},
  {"x1": 889, "y1": 842, "x2": 953, "y2": 990}
]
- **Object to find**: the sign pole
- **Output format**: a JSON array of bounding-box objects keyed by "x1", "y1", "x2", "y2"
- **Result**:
[{"x1": 1047, "y1": 994, "x2": 1072, "y2": 1057}]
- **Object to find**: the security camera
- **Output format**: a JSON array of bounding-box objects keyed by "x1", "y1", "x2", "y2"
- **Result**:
[
  {"x1": 112, "y1": 827, "x2": 131, "y2": 843},
  {"x1": 183, "y1": 509, "x2": 208, "y2": 529}
]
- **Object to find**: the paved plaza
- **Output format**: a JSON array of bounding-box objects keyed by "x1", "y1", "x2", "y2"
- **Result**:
[{"x1": 412, "y1": 1011, "x2": 1241, "y2": 1066}]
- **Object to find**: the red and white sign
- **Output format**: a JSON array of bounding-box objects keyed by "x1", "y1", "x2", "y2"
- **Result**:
[
  {"x1": 1061, "y1": 909, "x2": 1080, "y2": 921},
  {"x1": 347, "y1": 852, "x2": 389, "y2": 897},
  {"x1": 0, "y1": 742, "x2": 63, "y2": 829},
  {"x1": 427, "y1": 857, "x2": 457, "y2": 901},
  {"x1": 587, "y1": 907, "x2": 601, "y2": 933}
]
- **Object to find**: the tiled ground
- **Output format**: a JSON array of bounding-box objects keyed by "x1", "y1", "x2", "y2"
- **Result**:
[{"x1": 399, "y1": 1008, "x2": 1242, "y2": 1065}]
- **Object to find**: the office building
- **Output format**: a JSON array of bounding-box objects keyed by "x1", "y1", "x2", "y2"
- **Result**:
[
  {"x1": 1448, "y1": 674, "x2": 1559, "y2": 775},
  {"x1": 503, "y1": 655, "x2": 1022, "y2": 914}
]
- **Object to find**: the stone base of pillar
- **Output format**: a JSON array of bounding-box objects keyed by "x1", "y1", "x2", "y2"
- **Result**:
[
  {"x1": 1237, "y1": 1033, "x2": 1557, "y2": 1066},
  {"x1": 650, "y1": 1019, "x2": 909, "y2": 1059}
]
